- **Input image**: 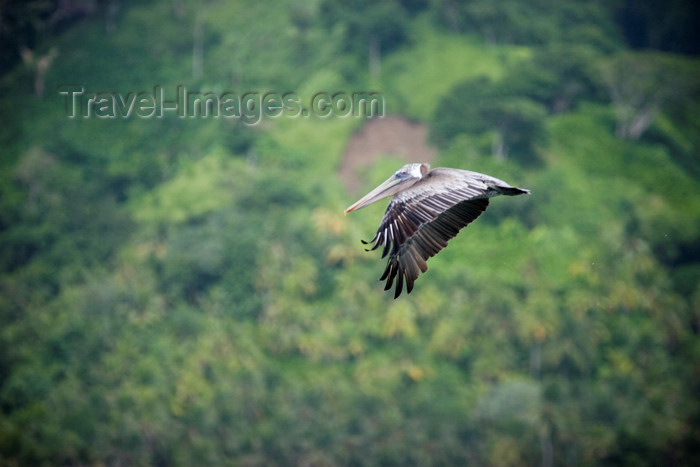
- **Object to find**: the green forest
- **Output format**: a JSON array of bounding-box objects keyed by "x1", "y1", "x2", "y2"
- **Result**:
[{"x1": 1, "y1": 0, "x2": 700, "y2": 465}]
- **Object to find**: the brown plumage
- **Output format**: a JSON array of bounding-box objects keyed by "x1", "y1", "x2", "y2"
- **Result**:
[{"x1": 345, "y1": 163, "x2": 530, "y2": 298}]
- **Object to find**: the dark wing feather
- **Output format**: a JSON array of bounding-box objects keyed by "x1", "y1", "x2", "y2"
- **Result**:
[
  {"x1": 377, "y1": 198, "x2": 489, "y2": 298},
  {"x1": 363, "y1": 171, "x2": 495, "y2": 298}
]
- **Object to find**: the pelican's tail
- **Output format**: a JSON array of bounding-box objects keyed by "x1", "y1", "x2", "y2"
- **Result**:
[{"x1": 496, "y1": 186, "x2": 530, "y2": 196}]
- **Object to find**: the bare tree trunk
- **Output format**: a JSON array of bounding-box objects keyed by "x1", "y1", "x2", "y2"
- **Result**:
[
  {"x1": 172, "y1": 0, "x2": 185, "y2": 18},
  {"x1": 609, "y1": 88, "x2": 658, "y2": 140},
  {"x1": 627, "y1": 107, "x2": 656, "y2": 140},
  {"x1": 105, "y1": 0, "x2": 121, "y2": 33},
  {"x1": 601, "y1": 52, "x2": 691, "y2": 141},
  {"x1": 192, "y1": 13, "x2": 204, "y2": 79},
  {"x1": 540, "y1": 424, "x2": 553, "y2": 467},
  {"x1": 20, "y1": 46, "x2": 59, "y2": 98},
  {"x1": 530, "y1": 341, "x2": 541, "y2": 379},
  {"x1": 492, "y1": 131, "x2": 507, "y2": 160},
  {"x1": 369, "y1": 34, "x2": 381, "y2": 80}
]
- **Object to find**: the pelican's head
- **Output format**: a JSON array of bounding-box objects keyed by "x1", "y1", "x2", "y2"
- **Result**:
[{"x1": 345, "y1": 163, "x2": 429, "y2": 213}]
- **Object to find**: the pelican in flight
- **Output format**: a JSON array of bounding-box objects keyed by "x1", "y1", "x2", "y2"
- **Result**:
[{"x1": 345, "y1": 163, "x2": 530, "y2": 298}]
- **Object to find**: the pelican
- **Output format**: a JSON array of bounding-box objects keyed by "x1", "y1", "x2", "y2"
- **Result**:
[{"x1": 345, "y1": 163, "x2": 530, "y2": 298}]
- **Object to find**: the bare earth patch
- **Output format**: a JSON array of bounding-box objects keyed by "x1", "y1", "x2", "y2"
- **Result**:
[{"x1": 338, "y1": 116, "x2": 437, "y2": 193}]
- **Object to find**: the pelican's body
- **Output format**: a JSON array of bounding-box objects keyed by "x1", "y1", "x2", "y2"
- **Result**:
[{"x1": 345, "y1": 163, "x2": 530, "y2": 298}]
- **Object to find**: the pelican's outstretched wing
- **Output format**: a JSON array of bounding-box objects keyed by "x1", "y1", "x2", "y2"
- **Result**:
[{"x1": 362, "y1": 169, "x2": 528, "y2": 298}]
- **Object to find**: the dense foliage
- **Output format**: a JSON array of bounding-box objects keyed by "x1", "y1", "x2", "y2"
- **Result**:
[{"x1": 1, "y1": 1, "x2": 699, "y2": 466}]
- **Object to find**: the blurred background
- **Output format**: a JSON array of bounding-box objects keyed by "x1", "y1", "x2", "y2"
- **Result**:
[{"x1": 1, "y1": 0, "x2": 700, "y2": 465}]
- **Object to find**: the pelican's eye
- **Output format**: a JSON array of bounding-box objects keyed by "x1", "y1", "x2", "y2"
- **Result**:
[{"x1": 397, "y1": 170, "x2": 407, "y2": 177}]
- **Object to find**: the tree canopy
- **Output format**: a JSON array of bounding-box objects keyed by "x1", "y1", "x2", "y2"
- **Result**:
[{"x1": 1, "y1": 1, "x2": 699, "y2": 466}]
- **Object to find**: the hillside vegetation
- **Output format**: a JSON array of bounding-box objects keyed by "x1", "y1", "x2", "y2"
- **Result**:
[{"x1": 1, "y1": 0, "x2": 699, "y2": 465}]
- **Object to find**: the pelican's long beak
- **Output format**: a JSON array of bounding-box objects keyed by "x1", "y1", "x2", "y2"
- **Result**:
[{"x1": 345, "y1": 175, "x2": 406, "y2": 214}]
